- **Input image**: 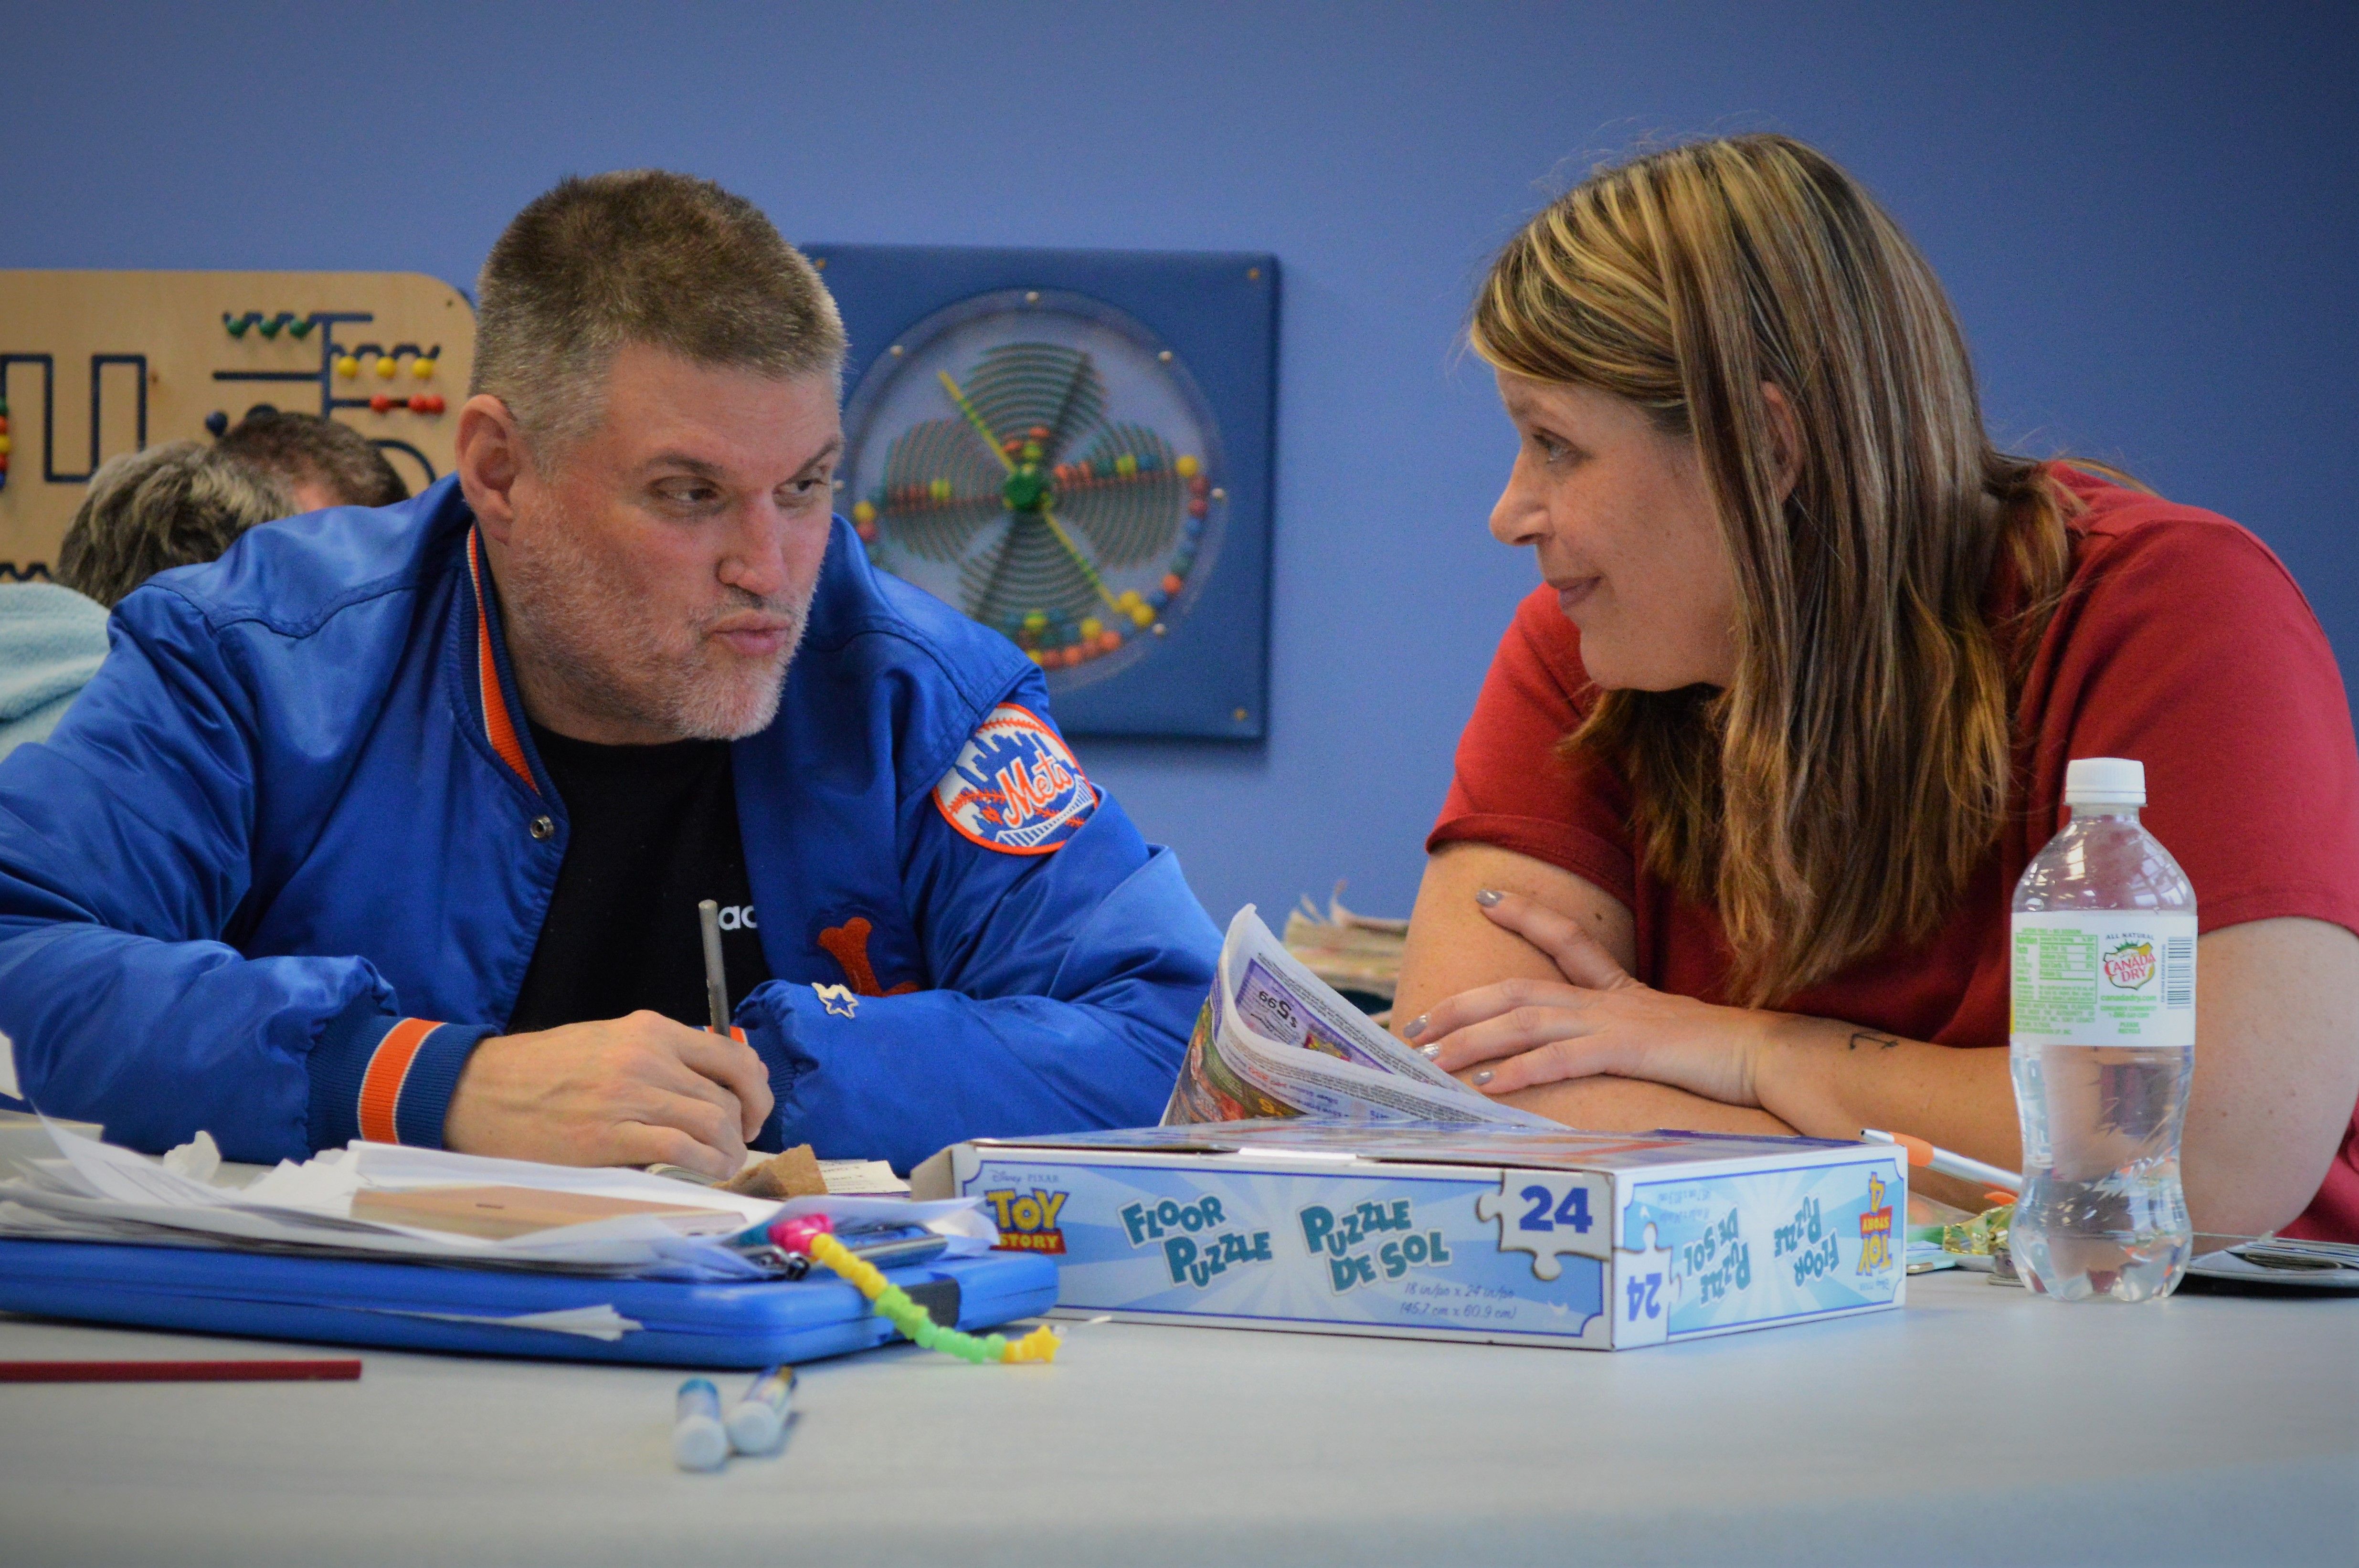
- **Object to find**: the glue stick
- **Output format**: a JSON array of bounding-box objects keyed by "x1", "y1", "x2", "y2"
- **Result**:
[
  {"x1": 725, "y1": 1364, "x2": 796, "y2": 1454},
  {"x1": 672, "y1": 1378, "x2": 728, "y2": 1472}
]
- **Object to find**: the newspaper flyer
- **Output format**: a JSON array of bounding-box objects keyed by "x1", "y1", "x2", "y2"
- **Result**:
[{"x1": 1164, "y1": 906, "x2": 1555, "y2": 1127}]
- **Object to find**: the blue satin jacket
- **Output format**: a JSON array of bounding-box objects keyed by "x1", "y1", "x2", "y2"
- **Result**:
[{"x1": 0, "y1": 478, "x2": 1217, "y2": 1172}]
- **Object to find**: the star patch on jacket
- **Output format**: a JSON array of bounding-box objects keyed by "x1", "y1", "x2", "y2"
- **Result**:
[{"x1": 932, "y1": 703, "x2": 1097, "y2": 854}]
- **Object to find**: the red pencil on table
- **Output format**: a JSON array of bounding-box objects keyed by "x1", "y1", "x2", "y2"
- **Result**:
[{"x1": 0, "y1": 1359, "x2": 361, "y2": 1383}]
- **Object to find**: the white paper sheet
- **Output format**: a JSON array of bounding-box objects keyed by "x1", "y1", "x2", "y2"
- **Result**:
[
  {"x1": 0, "y1": 1118, "x2": 994, "y2": 1280},
  {"x1": 362, "y1": 1305, "x2": 643, "y2": 1341}
]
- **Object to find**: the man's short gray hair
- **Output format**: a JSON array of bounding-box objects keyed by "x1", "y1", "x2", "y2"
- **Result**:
[
  {"x1": 470, "y1": 170, "x2": 847, "y2": 457},
  {"x1": 56, "y1": 442, "x2": 292, "y2": 608}
]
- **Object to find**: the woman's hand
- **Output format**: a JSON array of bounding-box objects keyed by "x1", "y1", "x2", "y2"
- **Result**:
[{"x1": 1406, "y1": 888, "x2": 1777, "y2": 1107}]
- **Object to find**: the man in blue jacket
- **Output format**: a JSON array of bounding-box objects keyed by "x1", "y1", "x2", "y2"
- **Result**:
[{"x1": 0, "y1": 171, "x2": 1220, "y2": 1176}]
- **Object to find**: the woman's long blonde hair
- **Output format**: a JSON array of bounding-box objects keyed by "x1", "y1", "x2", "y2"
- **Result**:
[{"x1": 1469, "y1": 134, "x2": 2073, "y2": 1006}]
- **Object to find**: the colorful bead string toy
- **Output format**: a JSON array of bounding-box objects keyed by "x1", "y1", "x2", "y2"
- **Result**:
[{"x1": 768, "y1": 1215, "x2": 1059, "y2": 1366}]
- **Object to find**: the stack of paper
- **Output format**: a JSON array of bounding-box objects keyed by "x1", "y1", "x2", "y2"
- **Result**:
[
  {"x1": 1165, "y1": 906, "x2": 1555, "y2": 1128},
  {"x1": 0, "y1": 1117, "x2": 989, "y2": 1281},
  {"x1": 1281, "y1": 886, "x2": 1408, "y2": 1006}
]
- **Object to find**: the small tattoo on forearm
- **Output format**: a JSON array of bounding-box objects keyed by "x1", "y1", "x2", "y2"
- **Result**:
[{"x1": 1848, "y1": 1031, "x2": 1900, "y2": 1052}]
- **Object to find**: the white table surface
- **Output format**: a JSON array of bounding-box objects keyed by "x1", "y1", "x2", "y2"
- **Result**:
[{"x1": 0, "y1": 1270, "x2": 2351, "y2": 1567}]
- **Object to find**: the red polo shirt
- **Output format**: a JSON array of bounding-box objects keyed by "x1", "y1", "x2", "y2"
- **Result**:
[{"x1": 1429, "y1": 468, "x2": 2359, "y2": 1242}]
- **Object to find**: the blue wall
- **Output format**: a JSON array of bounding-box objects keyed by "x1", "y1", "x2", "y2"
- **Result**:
[{"x1": 5, "y1": 2, "x2": 2351, "y2": 928}]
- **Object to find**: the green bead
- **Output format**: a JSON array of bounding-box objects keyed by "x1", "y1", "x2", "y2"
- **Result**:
[
  {"x1": 1000, "y1": 466, "x2": 1048, "y2": 513},
  {"x1": 288, "y1": 317, "x2": 314, "y2": 340}
]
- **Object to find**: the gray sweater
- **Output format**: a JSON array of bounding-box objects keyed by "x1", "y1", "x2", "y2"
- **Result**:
[{"x1": 0, "y1": 582, "x2": 110, "y2": 762}]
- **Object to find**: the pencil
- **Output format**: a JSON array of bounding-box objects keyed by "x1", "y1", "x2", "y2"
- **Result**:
[
  {"x1": 0, "y1": 1359, "x2": 362, "y2": 1383},
  {"x1": 1860, "y1": 1127, "x2": 2021, "y2": 1193},
  {"x1": 697, "y1": 897, "x2": 730, "y2": 1034}
]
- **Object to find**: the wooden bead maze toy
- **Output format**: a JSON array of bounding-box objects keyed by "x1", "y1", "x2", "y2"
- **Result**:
[{"x1": 0, "y1": 270, "x2": 475, "y2": 579}]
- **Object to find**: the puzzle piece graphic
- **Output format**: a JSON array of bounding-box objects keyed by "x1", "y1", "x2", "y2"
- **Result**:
[
  {"x1": 1474, "y1": 1171, "x2": 1611, "y2": 1281},
  {"x1": 1613, "y1": 1221, "x2": 1677, "y2": 1348}
]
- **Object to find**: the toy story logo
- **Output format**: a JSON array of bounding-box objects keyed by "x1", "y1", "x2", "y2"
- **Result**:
[
  {"x1": 933, "y1": 704, "x2": 1096, "y2": 854},
  {"x1": 1856, "y1": 1171, "x2": 1895, "y2": 1275},
  {"x1": 1298, "y1": 1198, "x2": 1454, "y2": 1295},
  {"x1": 2103, "y1": 939, "x2": 2158, "y2": 990},
  {"x1": 1121, "y1": 1192, "x2": 1274, "y2": 1288},
  {"x1": 984, "y1": 1188, "x2": 1069, "y2": 1254}
]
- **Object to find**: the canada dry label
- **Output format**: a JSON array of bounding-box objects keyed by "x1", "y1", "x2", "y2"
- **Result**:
[{"x1": 2010, "y1": 912, "x2": 2196, "y2": 1046}]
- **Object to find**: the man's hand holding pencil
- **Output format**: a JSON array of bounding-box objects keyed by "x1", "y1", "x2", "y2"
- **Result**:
[{"x1": 443, "y1": 1013, "x2": 774, "y2": 1179}]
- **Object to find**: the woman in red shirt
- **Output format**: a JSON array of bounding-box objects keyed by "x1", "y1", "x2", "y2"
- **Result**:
[{"x1": 1396, "y1": 134, "x2": 2359, "y2": 1242}]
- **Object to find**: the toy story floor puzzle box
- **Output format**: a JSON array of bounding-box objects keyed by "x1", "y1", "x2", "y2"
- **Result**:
[{"x1": 913, "y1": 1120, "x2": 1907, "y2": 1350}]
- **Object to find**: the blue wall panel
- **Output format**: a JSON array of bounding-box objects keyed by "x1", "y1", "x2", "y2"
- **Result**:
[{"x1": 3, "y1": 1, "x2": 2348, "y2": 929}]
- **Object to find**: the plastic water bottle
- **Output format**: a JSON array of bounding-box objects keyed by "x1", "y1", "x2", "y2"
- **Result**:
[{"x1": 2009, "y1": 757, "x2": 2196, "y2": 1302}]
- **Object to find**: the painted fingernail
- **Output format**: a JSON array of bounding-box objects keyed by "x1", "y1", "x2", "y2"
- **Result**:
[
  {"x1": 1418, "y1": 1043, "x2": 1441, "y2": 1061},
  {"x1": 1471, "y1": 1069, "x2": 1494, "y2": 1086},
  {"x1": 1474, "y1": 888, "x2": 1503, "y2": 907},
  {"x1": 1403, "y1": 1014, "x2": 1428, "y2": 1040}
]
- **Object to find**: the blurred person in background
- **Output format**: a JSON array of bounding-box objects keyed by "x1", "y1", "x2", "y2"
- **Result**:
[
  {"x1": 215, "y1": 408, "x2": 410, "y2": 512},
  {"x1": 0, "y1": 442, "x2": 291, "y2": 760}
]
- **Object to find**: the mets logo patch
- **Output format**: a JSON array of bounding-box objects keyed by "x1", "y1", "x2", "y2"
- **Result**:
[{"x1": 934, "y1": 703, "x2": 1097, "y2": 855}]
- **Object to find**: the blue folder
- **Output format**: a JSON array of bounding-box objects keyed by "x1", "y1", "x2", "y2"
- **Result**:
[{"x1": 0, "y1": 1238, "x2": 1058, "y2": 1368}]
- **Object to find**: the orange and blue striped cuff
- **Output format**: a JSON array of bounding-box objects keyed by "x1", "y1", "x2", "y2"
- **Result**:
[{"x1": 308, "y1": 1010, "x2": 495, "y2": 1151}]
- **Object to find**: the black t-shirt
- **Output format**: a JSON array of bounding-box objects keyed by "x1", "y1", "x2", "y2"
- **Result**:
[{"x1": 506, "y1": 723, "x2": 772, "y2": 1034}]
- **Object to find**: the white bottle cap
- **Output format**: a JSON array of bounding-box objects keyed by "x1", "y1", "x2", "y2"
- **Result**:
[
  {"x1": 725, "y1": 1399, "x2": 785, "y2": 1455},
  {"x1": 672, "y1": 1415, "x2": 728, "y2": 1472},
  {"x1": 2063, "y1": 757, "x2": 2146, "y2": 807}
]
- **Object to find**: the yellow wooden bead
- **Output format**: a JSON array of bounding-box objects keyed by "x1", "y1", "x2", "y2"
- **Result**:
[
  {"x1": 336, "y1": 355, "x2": 360, "y2": 378},
  {"x1": 412, "y1": 357, "x2": 435, "y2": 379},
  {"x1": 1175, "y1": 454, "x2": 1200, "y2": 478},
  {"x1": 1079, "y1": 616, "x2": 1101, "y2": 639},
  {"x1": 375, "y1": 356, "x2": 397, "y2": 379},
  {"x1": 0, "y1": 435, "x2": 11, "y2": 456},
  {"x1": 1129, "y1": 604, "x2": 1155, "y2": 628},
  {"x1": 852, "y1": 500, "x2": 877, "y2": 526}
]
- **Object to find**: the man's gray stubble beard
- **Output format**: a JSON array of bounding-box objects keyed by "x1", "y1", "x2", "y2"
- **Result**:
[{"x1": 499, "y1": 505, "x2": 813, "y2": 744}]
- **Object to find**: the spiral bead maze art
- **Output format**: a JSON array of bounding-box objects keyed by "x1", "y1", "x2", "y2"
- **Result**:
[
  {"x1": 767, "y1": 1215, "x2": 1060, "y2": 1366},
  {"x1": 822, "y1": 249, "x2": 1275, "y2": 738}
]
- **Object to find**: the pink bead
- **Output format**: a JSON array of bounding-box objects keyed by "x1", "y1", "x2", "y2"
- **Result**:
[{"x1": 766, "y1": 1214, "x2": 836, "y2": 1254}]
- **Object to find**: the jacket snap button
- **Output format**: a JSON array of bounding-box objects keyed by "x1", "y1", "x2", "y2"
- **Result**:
[{"x1": 529, "y1": 815, "x2": 555, "y2": 841}]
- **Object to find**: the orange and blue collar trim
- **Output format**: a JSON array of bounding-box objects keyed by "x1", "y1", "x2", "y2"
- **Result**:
[{"x1": 465, "y1": 529, "x2": 538, "y2": 795}]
